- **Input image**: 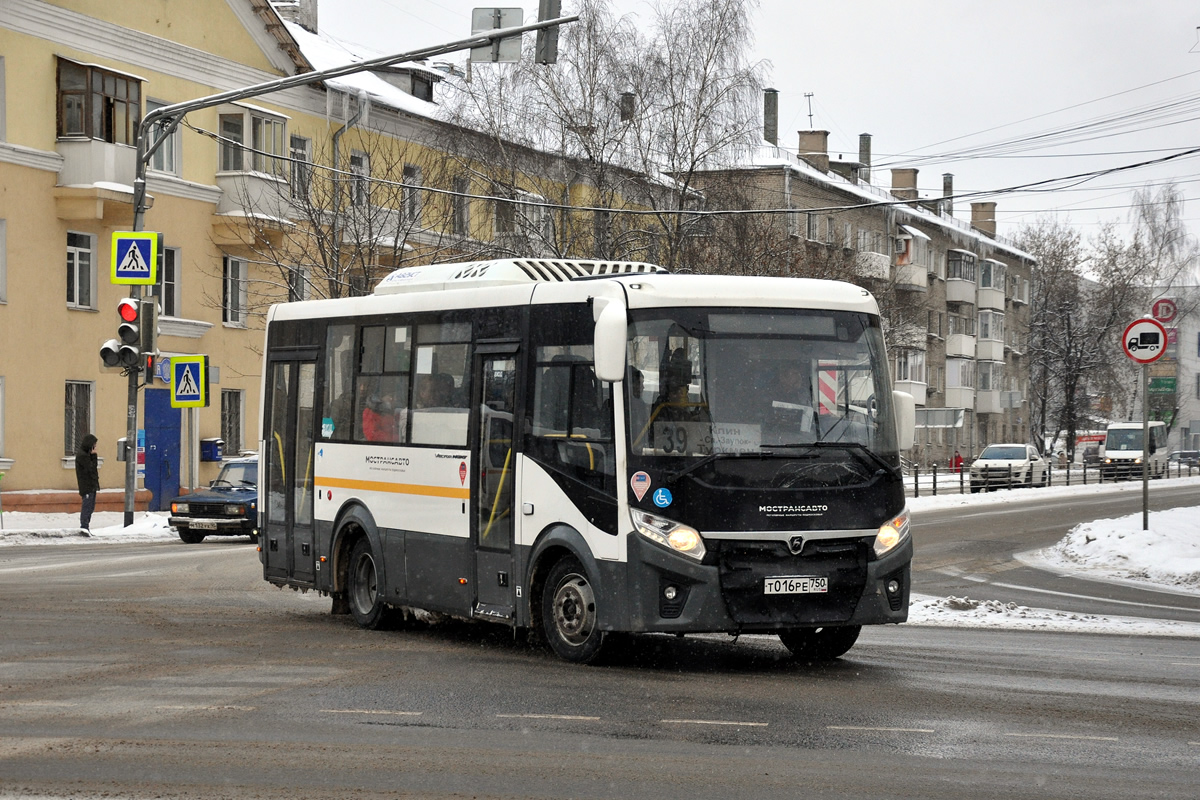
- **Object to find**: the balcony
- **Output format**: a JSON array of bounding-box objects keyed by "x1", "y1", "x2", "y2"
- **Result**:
[
  {"x1": 946, "y1": 279, "x2": 976, "y2": 304},
  {"x1": 976, "y1": 338, "x2": 1004, "y2": 362},
  {"x1": 895, "y1": 380, "x2": 927, "y2": 405},
  {"x1": 946, "y1": 334, "x2": 976, "y2": 359},
  {"x1": 893, "y1": 262, "x2": 926, "y2": 292},
  {"x1": 977, "y1": 285, "x2": 1005, "y2": 311},
  {"x1": 54, "y1": 139, "x2": 151, "y2": 222},
  {"x1": 213, "y1": 171, "x2": 295, "y2": 246},
  {"x1": 854, "y1": 251, "x2": 889, "y2": 280},
  {"x1": 945, "y1": 387, "x2": 975, "y2": 409},
  {"x1": 975, "y1": 390, "x2": 1002, "y2": 414}
]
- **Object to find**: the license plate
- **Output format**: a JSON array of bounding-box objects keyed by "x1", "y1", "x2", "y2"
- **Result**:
[
  {"x1": 191, "y1": 520, "x2": 218, "y2": 530},
  {"x1": 764, "y1": 576, "x2": 827, "y2": 595}
]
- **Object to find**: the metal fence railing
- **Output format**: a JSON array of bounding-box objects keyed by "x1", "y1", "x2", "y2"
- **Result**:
[{"x1": 905, "y1": 460, "x2": 1199, "y2": 498}]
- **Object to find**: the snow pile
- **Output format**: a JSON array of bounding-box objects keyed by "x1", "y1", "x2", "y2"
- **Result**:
[
  {"x1": 907, "y1": 594, "x2": 1192, "y2": 636},
  {"x1": 1034, "y1": 506, "x2": 1200, "y2": 592},
  {"x1": 0, "y1": 511, "x2": 176, "y2": 545}
]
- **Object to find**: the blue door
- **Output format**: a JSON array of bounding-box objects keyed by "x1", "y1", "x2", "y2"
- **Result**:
[{"x1": 144, "y1": 388, "x2": 181, "y2": 511}]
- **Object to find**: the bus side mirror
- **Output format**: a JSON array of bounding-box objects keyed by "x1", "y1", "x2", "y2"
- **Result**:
[
  {"x1": 893, "y1": 390, "x2": 915, "y2": 451},
  {"x1": 593, "y1": 299, "x2": 627, "y2": 383}
]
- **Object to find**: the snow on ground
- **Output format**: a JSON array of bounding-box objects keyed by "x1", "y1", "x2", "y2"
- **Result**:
[{"x1": 1, "y1": 476, "x2": 1198, "y2": 637}]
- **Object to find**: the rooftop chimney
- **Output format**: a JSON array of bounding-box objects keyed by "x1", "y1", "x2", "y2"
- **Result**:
[
  {"x1": 797, "y1": 130, "x2": 830, "y2": 173},
  {"x1": 763, "y1": 88, "x2": 778, "y2": 146},
  {"x1": 971, "y1": 202, "x2": 997, "y2": 237},
  {"x1": 858, "y1": 133, "x2": 872, "y2": 183},
  {"x1": 891, "y1": 168, "x2": 919, "y2": 202},
  {"x1": 270, "y1": 0, "x2": 318, "y2": 34},
  {"x1": 942, "y1": 173, "x2": 954, "y2": 216}
]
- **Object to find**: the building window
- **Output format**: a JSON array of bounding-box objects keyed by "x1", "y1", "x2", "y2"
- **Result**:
[
  {"x1": 252, "y1": 115, "x2": 286, "y2": 175},
  {"x1": 223, "y1": 256, "x2": 246, "y2": 325},
  {"x1": 806, "y1": 212, "x2": 819, "y2": 241},
  {"x1": 146, "y1": 100, "x2": 180, "y2": 174},
  {"x1": 980, "y1": 259, "x2": 1006, "y2": 290},
  {"x1": 411, "y1": 73, "x2": 434, "y2": 102},
  {"x1": 150, "y1": 247, "x2": 180, "y2": 317},
  {"x1": 290, "y1": 135, "x2": 312, "y2": 200},
  {"x1": 66, "y1": 231, "x2": 94, "y2": 309},
  {"x1": 221, "y1": 389, "x2": 243, "y2": 455},
  {"x1": 946, "y1": 358, "x2": 975, "y2": 389},
  {"x1": 350, "y1": 150, "x2": 370, "y2": 207},
  {"x1": 978, "y1": 361, "x2": 1003, "y2": 392},
  {"x1": 451, "y1": 175, "x2": 470, "y2": 236},
  {"x1": 288, "y1": 265, "x2": 307, "y2": 303},
  {"x1": 947, "y1": 250, "x2": 977, "y2": 282},
  {"x1": 895, "y1": 350, "x2": 926, "y2": 384},
  {"x1": 978, "y1": 310, "x2": 1004, "y2": 341},
  {"x1": 64, "y1": 381, "x2": 93, "y2": 456},
  {"x1": 56, "y1": 59, "x2": 141, "y2": 145},
  {"x1": 947, "y1": 308, "x2": 976, "y2": 337},
  {"x1": 219, "y1": 114, "x2": 244, "y2": 171},
  {"x1": 494, "y1": 187, "x2": 549, "y2": 240},
  {"x1": 403, "y1": 164, "x2": 422, "y2": 225}
]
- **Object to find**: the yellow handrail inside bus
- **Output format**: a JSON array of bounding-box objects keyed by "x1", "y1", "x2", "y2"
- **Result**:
[
  {"x1": 273, "y1": 431, "x2": 285, "y2": 482},
  {"x1": 482, "y1": 445, "x2": 513, "y2": 541}
]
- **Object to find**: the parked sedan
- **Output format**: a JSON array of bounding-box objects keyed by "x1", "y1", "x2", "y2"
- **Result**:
[
  {"x1": 969, "y1": 444, "x2": 1049, "y2": 492},
  {"x1": 168, "y1": 457, "x2": 258, "y2": 544}
]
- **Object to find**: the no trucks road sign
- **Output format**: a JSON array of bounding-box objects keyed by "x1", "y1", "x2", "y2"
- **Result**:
[{"x1": 1122, "y1": 317, "x2": 1167, "y2": 365}]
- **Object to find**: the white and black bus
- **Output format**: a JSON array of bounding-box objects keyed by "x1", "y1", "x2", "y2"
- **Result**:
[{"x1": 259, "y1": 259, "x2": 916, "y2": 663}]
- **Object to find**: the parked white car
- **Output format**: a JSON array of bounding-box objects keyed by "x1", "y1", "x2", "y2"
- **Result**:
[{"x1": 969, "y1": 444, "x2": 1049, "y2": 492}]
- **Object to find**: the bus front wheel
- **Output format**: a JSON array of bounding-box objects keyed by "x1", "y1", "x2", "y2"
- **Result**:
[
  {"x1": 778, "y1": 625, "x2": 861, "y2": 661},
  {"x1": 541, "y1": 556, "x2": 605, "y2": 664},
  {"x1": 347, "y1": 538, "x2": 392, "y2": 630}
]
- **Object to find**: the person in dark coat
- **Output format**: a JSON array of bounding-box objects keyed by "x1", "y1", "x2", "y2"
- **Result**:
[{"x1": 75, "y1": 433, "x2": 99, "y2": 531}]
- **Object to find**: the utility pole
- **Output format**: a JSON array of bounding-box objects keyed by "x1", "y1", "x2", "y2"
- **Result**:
[{"x1": 119, "y1": 11, "x2": 578, "y2": 525}]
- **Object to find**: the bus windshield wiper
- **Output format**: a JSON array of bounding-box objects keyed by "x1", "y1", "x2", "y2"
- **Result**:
[
  {"x1": 667, "y1": 449, "x2": 814, "y2": 482},
  {"x1": 809, "y1": 441, "x2": 900, "y2": 477}
]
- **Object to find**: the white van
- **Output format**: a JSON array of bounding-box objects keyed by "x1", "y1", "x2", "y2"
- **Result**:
[{"x1": 1100, "y1": 421, "x2": 1167, "y2": 480}]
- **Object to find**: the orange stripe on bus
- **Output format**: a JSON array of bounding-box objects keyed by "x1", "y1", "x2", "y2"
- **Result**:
[{"x1": 316, "y1": 476, "x2": 470, "y2": 499}]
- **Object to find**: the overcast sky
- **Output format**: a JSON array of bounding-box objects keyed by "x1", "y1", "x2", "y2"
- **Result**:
[{"x1": 316, "y1": 0, "x2": 1200, "y2": 242}]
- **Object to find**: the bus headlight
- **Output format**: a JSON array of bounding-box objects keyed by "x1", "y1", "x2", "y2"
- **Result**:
[
  {"x1": 631, "y1": 509, "x2": 705, "y2": 561},
  {"x1": 874, "y1": 510, "x2": 911, "y2": 557}
]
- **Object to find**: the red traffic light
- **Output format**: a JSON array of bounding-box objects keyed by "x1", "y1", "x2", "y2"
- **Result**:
[{"x1": 118, "y1": 297, "x2": 139, "y2": 322}]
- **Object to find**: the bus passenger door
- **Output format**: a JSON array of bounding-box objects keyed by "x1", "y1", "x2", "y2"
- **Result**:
[
  {"x1": 473, "y1": 352, "x2": 518, "y2": 619},
  {"x1": 263, "y1": 358, "x2": 317, "y2": 585}
]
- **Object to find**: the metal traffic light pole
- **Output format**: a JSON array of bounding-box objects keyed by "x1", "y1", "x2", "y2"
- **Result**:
[{"x1": 120, "y1": 13, "x2": 577, "y2": 525}]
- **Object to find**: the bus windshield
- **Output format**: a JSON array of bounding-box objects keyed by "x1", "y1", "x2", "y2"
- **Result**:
[
  {"x1": 1106, "y1": 429, "x2": 1146, "y2": 452},
  {"x1": 626, "y1": 308, "x2": 899, "y2": 465}
]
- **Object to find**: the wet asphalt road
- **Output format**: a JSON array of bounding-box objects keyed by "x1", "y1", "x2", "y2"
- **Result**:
[{"x1": 0, "y1": 488, "x2": 1198, "y2": 799}]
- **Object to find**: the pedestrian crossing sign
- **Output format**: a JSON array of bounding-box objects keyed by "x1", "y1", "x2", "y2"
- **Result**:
[
  {"x1": 171, "y1": 355, "x2": 209, "y2": 408},
  {"x1": 111, "y1": 231, "x2": 160, "y2": 285}
]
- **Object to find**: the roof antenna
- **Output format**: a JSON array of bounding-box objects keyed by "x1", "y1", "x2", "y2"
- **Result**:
[{"x1": 804, "y1": 93, "x2": 814, "y2": 128}]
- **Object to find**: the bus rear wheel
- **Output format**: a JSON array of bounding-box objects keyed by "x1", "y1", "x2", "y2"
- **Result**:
[
  {"x1": 541, "y1": 556, "x2": 605, "y2": 664},
  {"x1": 778, "y1": 625, "x2": 861, "y2": 661},
  {"x1": 347, "y1": 538, "x2": 392, "y2": 630}
]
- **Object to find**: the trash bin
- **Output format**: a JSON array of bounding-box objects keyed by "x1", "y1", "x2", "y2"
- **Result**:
[{"x1": 200, "y1": 438, "x2": 224, "y2": 462}]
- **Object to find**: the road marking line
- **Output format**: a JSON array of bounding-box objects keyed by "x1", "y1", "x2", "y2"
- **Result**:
[
  {"x1": 156, "y1": 705, "x2": 256, "y2": 712},
  {"x1": 1004, "y1": 733, "x2": 1118, "y2": 742},
  {"x1": 321, "y1": 709, "x2": 422, "y2": 716},
  {"x1": 496, "y1": 713, "x2": 600, "y2": 721},
  {"x1": 661, "y1": 719, "x2": 768, "y2": 727},
  {"x1": 988, "y1": 581, "x2": 1200, "y2": 613},
  {"x1": 828, "y1": 725, "x2": 935, "y2": 733}
]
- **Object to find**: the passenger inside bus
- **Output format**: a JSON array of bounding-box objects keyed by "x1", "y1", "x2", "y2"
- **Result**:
[
  {"x1": 361, "y1": 387, "x2": 401, "y2": 443},
  {"x1": 651, "y1": 349, "x2": 709, "y2": 430},
  {"x1": 769, "y1": 361, "x2": 817, "y2": 434}
]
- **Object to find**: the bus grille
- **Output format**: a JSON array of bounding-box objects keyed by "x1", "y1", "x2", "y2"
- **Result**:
[{"x1": 715, "y1": 539, "x2": 867, "y2": 627}]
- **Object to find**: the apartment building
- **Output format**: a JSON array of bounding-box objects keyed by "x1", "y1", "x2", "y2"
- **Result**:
[{"x1": 690, "y1": 108, "x2": 1037, "y2": 468}]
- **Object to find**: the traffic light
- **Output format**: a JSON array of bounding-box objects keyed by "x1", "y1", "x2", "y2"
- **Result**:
[{"x1": 100, "y1": 297, "x2": 157, "y2": 370}]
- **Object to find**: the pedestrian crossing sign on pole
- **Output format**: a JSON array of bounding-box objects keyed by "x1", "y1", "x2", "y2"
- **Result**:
[
  {"x1": 111, "y1": 231, "x2": 160, "y2": 285},
  {"x1": 170, "y1": 355, "x2": 209, "y2": 408}
]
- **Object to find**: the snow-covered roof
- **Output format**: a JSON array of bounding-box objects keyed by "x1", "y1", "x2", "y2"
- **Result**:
[
  {"x1": 282, "y1": 20, "x2": 441, "y2": 119},
  {"x1": 748, "y1": 143, "x2": 1035, "y2": 263}
]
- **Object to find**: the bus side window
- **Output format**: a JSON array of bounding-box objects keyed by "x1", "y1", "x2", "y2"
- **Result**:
[{"x1": 323, "y1": 325, "x2": 355, "y2": 441}]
